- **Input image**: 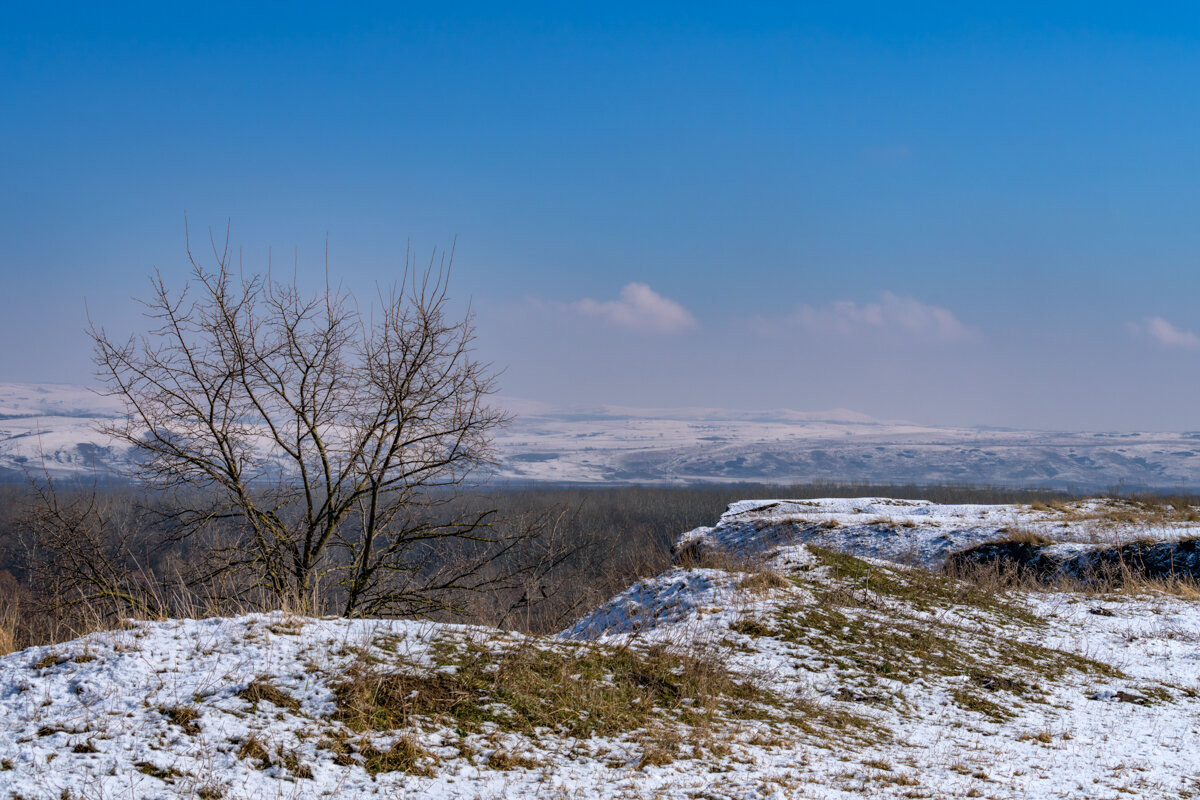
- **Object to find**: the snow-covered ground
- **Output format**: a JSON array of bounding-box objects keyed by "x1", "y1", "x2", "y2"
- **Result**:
[
  {"x1": 3, "y1": 499, "x2": 1200, "y2": 798},
  {"x1": 677, "y1": 496, "x2": 1200, "y2": 566}
]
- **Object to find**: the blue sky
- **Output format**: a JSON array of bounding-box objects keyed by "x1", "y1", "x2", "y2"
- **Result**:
[{"x1": 3, "y1": 3, "x2": 1200, "y2": 430}]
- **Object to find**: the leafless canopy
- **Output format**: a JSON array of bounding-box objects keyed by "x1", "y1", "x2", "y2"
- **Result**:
[{"x1": 89, "y1": 230, "x2": 515, "y2": 615}]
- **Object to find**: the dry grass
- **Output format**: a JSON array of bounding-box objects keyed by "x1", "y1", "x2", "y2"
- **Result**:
[
  {"x1": 866, "y1": 516, "x2": 917, "y2": 529},
  {"x1": 360, "y1": 737, "x2": 435, "y2": 777},
  {"x1": 159, "y1": 704, "x2": 201, "y2": 735},
  {"x1": 330, "y1": 636, "x2": 773, "y2": 740},
  {"x1": 637, "y1": 742, "x2": 676, "y2": 769},
  {"x1": 737, "y1": 569, "x2": 793, "y2": 593},
  {"x1": 770, "y1": 547, "x2": 1124, "y2": 721},
  {"x1": 0, "y1": 592, "x2": 18, "y2": 657},
  {"x1": 947, "y1": 542, "x2": 1200, "y2": 599},
  {"x1": 488, "y1": 749, "x2": 543, "y2": 770},
  {"x1": 1030, "y1": 497, "x2": 1200, "y2": 526},
  {"x1": 237, "y1": 678, "x2": 301, "y2": 711},
  {"x1": 989, "y1": 527, "x2": 1054, "y2": 546},
  {"x1": 235, "y1": 735, "x2": 271, "y2": 768}
]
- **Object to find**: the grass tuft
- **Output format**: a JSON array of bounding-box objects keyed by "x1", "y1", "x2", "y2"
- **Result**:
[
  {"x1": 159, "y1": 704, "x2": 201, "y2": 734},
  {"x1": 237, "y1": 678, "x2": 300, "y2": 711},
  {"x1": 235, "y1": 736, "x2": 271, "y2": 769},
  {"x1": 487, "y1": 749, "x2": 542, "y2": 770},
  {"x1": 360, "y1": 737, "x2": 435, "y2": 777}
]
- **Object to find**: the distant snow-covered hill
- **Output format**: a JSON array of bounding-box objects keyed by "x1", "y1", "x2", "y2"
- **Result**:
[
  {"x1": 0, "y1": 383, "x2": 130, "y2": 480},
  {"x1": 495, "y1": 400, "x2": 1200, "y2": 490},
  {"x1": 2, "y1": 382, "x2": 1199, "y2": 490}
]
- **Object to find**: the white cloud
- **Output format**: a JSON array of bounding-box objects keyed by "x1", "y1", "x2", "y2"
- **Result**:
[
  {"x1": 756, "y1": 291, "x2": 970, "y2": 341},
  {"x1": 573, "y1": 283, "x2": 698, "y2": 334},
  {"x1": 1139, "y1": 316, "x2": 1200, "y2": 351}
]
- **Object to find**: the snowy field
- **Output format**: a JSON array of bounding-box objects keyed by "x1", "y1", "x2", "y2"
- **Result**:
[{"x1": 3, "y1": 499, "x2": 1200, "y2": 799}]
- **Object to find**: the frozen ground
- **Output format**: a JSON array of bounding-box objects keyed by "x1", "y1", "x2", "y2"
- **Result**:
[
  {"x1": 3, "y1": 499, "x2": 1200, "y2": 798},
  {"x1": 5, "y1": 383, "x2": 1200, "y2": 489}
]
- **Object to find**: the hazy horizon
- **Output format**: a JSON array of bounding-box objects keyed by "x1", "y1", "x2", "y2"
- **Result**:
[{"x1": 5, "y1": 4, "x2": 1200, "y2": 432}]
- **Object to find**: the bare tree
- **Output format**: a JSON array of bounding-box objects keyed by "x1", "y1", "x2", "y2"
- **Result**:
[{"x1": 89, "y1": 229, "x2": 517, "y2": 616}]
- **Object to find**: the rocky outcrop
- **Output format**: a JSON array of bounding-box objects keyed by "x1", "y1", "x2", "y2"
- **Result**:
[{"x1": 948, "y1": 537, "x2": 1200, "y2": 585}]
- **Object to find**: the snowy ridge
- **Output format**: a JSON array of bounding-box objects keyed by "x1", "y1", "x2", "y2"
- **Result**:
[
  {"x1": 675, "y1": 496, "x2": 1200, "y2": 566},
  {"x1": 3, "y1": 501, "x2": 1200, "y2": 798}
]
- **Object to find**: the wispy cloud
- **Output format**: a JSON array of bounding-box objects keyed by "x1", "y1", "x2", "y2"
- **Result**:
[
  {"x1": 573, "y1": 283, "x2": 698, "y2": 333},
  {"x1": 1135, "y1": 316, "x2": 1200, "y2": 351},
  {"x1": 754, "y1": 291, "x2": 970, "y2": 341}
]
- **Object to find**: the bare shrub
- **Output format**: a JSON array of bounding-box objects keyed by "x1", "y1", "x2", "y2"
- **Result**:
[{"x1": 18, "y1": 479, "x2": 175, "y2": 628}]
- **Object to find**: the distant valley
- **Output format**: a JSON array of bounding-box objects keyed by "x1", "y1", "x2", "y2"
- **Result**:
[{"x1": 2, "y1": 383, "x2": 1198, "y2": 490}]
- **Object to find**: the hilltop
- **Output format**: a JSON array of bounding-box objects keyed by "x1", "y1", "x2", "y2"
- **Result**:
[{"x1": 2, "y1": 499, "x2": 1199, "y2": 798}]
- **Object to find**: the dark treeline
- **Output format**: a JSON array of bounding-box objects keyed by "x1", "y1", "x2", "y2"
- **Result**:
[{"x1": 0, "y1": 480, "x2": 1129, "y2": 651}]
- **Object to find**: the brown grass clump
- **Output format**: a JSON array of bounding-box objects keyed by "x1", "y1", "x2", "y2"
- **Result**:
[
  {"x1": 30, "y1": 652, "x2": 65, "y2": 670},
  {"x1": 235, "y1": 735, "x2": 272, "y2": 768},
  {"x1": 731, "y1": 618, "x2": 774, "y2": 638},
  {"x1": 990, "y1": 527, "x2": 1054, "y2": 546},
  {"x1": 237, "y1": 678, "x2": 301, "y2": 711},
  {"x1": 638, "y1": 742, "x2": 676, "y2": 769},
  {"x1": 232, "y1": 735, "x2": 316, "y2": 777},
  {"x1": 134, "y1": 761, "x2": 182, "y2": 780},
  {"x1": 159, "y1": 704, "x2": 201, "y2": 734},
  {"x1": 738, "y1": 569, "x2": 792, "y2": 593},
  {"x1": 488, "y1": 749, "x2": 542, "y2": 770},
  {"x1": 360, "y1": 737, "x2": 435, "y2": 777}
]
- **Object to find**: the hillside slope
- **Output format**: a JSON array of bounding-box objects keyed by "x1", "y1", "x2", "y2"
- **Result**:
[{"x1": 2, "y1": 500, "x2": 1200, "y2": 799}]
